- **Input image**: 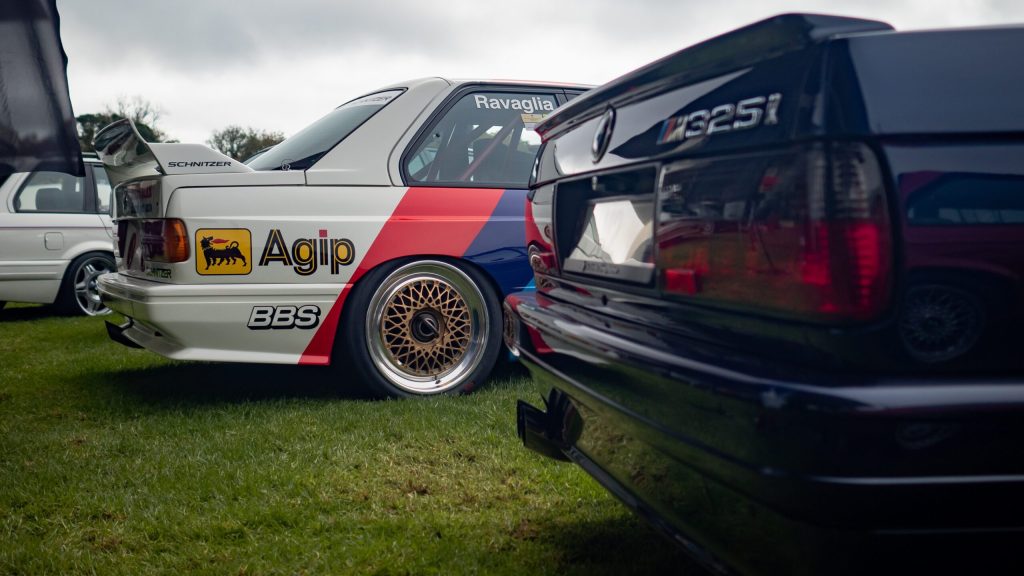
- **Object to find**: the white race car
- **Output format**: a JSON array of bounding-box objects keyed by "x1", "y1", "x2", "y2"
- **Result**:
[{"x1": 97, "y1": 77, "x2": 587, "y2": 397}]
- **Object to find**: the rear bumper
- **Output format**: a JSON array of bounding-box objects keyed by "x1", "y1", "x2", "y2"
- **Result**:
[
  {"x1": 97, "y1": 272, "x2": 342, "y2": 364},
  {"x1": 505, "y1": 290, "x2": 1024, "y2": 574}
]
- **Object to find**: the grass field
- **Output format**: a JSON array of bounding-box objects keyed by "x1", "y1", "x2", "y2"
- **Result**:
[{"x1": 0, "y1": 304, "x2": 693, "y2": 575}]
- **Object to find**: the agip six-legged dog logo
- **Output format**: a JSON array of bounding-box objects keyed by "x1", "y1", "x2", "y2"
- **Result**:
[
  {"x1": 195, "y1": 229, "x2": 252, "y2": 275},
  {"x1": 201, "y1": 236, "x2": 247, "y2": 268}
]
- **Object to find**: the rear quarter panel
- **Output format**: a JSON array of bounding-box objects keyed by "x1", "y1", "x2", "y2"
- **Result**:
[{"x1": 885, "y1": 142, "x2": 1024, "y2": 312}]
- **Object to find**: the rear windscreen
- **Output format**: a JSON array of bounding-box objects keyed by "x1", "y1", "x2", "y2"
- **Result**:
[{"x1": 248, "y1": 90, "x2": 403, "y2": 171}]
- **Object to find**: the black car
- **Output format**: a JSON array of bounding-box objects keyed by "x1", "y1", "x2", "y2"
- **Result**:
[{"x1": 505, "y1": 14, "x2": 1024, "y2": 575}]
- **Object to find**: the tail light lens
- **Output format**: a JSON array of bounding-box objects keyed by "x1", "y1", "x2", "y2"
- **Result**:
[
  {"x1": 117, "y1": 218, "x2": 190, "y2": 264},
  {"x1": 151, "y1": 219, "x2": 190, "y2": 263},
  {"x1": 528, "y1": 244, "x2": 556, "y2": 288},
  {"x1": 656, "y1": 143, "x2": 892, "y2": 323}
]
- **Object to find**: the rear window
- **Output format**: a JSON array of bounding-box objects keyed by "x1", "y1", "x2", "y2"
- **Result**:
[
  {"x1": 248, "y1": 89, "x2": 403, "y2": 171},
  {"x1": 14, "y1": 171, "x2": 87, "y2": 213}
]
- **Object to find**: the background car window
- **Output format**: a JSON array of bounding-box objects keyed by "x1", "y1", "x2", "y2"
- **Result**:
[
  {"x1": 405, "y1": 91, "x2": 557, "y2": 188},
  {"x1": 13, "y1": 171, "x2": 87, "y2": 213},
  {"x1": 907, "y1": 174, "x2": 1024, "y2": 225},
  {"x1": 91, "y1": 165, "x2": 112, "y2": 214},
  {"x1": 248, "y1": 89, "x2": 403, "y2": 172}
]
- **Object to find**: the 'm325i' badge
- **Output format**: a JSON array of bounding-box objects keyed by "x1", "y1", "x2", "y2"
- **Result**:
[
  {"x1": 195, "y1": 229, "x2": 252, "y2": 275},
  {"x1": 657, "y1": 93, "x2": 781, "y2": 145}
]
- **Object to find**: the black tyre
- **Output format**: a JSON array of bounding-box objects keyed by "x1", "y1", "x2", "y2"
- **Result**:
[
  {"x1": 55, "y1": 252, "x2": 116, "y2": 316},
  {"x1": 339, "y1": 259, "x2": 502, "y2": 398},
  {"x1": 898, "y1": 284, "x2": 985, "y2": 364}
]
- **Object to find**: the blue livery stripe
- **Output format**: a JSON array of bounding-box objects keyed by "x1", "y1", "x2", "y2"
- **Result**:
[{"x1": 463, "y1": 188, "x2": 533, "y2": 295}]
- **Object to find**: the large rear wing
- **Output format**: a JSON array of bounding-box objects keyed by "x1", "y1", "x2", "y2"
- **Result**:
[{"x1": 93, "y1": 119, "x2": 252, "y2": 187}]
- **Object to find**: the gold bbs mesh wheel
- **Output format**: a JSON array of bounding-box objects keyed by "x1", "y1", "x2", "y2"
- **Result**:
[
  {"x1": 367, "y1": 261, "x2": 489, "y2": 394},
  {"x1": 381, "y1": 278, "x2": 470, "y2": 376}
]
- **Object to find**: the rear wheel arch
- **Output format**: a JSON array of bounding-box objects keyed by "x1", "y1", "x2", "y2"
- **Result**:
[
  {"x1": 336, "y1": 254, "x2": 506, "y2": 332},
  {"x1": 55, "y1": 250, "x2": 115, "y2": 316},
  {"x1": 896, "y1": 267, "x2": 1021, "y2": 365},
  {"x1": 333, "y1": 255, "x2": 504, "y2": 397},
  {"x1": 60, "y1": 240, "x2": 118, "y2": 266},
  {"x1": 905, "y1": 267, "x2": 1017, "y2": 318}
]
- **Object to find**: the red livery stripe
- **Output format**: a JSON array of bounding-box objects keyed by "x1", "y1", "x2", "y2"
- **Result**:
[{"x1": 299, "y1": 187, "x2": 505, "y2": 365}]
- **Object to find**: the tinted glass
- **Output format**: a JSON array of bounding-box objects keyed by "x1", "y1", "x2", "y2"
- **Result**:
[
  {"x1": 405, "y1": 91, "x2": 557, "y2": 187},
  {"x1": 248, "y1": 90, "x2": 403, "y2": 171},
  {"x1": 14, "y1": 171, "x2": 87, "y2": 213}
]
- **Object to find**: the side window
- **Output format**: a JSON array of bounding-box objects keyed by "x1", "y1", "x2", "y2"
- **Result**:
[
  {"x1": 405, "y1": 90, "x2": 558, "y2": 188},
  {"x1": 907, "y1": 174, "x2": 1024, "y2": 225},
  {"x1": 91, "y1": 165, "x2": 112, "y2": 214},
  {"x1": 13, "y1": 171, "x2": 88, "y2": 213}
]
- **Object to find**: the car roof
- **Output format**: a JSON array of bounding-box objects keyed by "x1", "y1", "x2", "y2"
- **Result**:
[
  {"x1": 368, "y1": 76, "x2": 591, "y2": 94},
  {"x1": 448, "y1": 78, "x2": 592, "y2": 90}
]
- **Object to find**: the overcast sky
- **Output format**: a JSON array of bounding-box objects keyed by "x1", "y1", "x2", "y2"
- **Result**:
[{"x1": 57, "y1": 0, "x2": 1024, "y2": 145}]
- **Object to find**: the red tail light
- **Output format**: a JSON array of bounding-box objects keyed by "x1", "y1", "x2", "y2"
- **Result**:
[
  {"x1": 799, "y1": 220, "x2": 890, "y2": 319},
  {"x1": 658, "y1": 143, "x2": 892, "y2": 322}
]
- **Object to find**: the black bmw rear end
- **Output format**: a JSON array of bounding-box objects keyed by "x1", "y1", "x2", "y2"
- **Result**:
[{"x1": 507, "y1": 14, "x2": 1024, "y2": 575}]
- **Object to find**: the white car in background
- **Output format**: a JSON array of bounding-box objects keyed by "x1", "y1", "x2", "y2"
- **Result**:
[{"x1": 0, "y1": 154, "x2": 116, "y2": 315}]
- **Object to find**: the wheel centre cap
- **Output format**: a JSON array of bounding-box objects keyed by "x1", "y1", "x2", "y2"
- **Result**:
[{"x1": 411, "y1": 310, "x2": 442, "y2": 343}]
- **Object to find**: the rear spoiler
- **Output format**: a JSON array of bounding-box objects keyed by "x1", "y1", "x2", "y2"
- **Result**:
[
  {"x1": 536, "y1": 13, "x2": 893, "y2": 138},
  {"x1": 93, "y1": 118, "x2": 252, "y2": 187}
]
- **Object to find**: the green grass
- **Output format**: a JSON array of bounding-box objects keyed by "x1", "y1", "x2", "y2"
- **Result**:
[{"x1": 0, "y1": 304, "x2": 692, "y2": 575}]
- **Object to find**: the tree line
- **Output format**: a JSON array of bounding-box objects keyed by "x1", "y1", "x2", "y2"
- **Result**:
[{"x1": 77, "y1": 97, "x2": 285, "y2": 162}]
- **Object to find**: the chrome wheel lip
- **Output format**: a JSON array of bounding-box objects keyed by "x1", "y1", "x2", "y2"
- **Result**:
[
  {"x1": 73, "y1": 256, "x2": 114, "y2": 316},
  {"x1": 366, "y1": 261, "x2": 488, "y2": 395}
]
